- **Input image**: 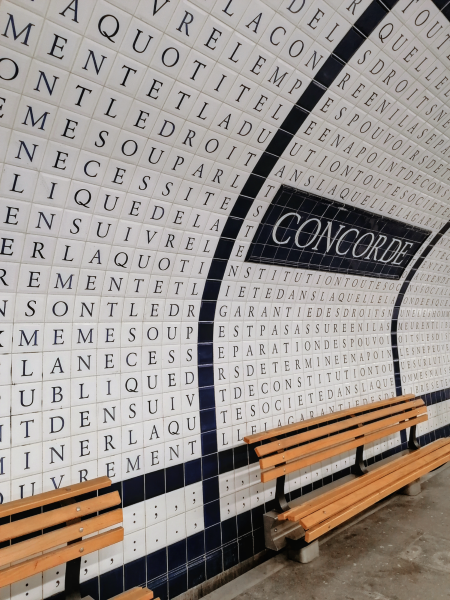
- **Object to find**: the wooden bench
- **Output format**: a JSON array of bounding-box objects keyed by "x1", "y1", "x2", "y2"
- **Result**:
[
  {"x1": 244, "y1": 394, "x2": 450, "y2": 562},
  {"x1": 0, "y1": 476, "x2": 155, "y2": 600}
]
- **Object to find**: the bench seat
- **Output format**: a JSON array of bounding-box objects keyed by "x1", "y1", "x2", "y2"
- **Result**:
[{"x1": 279, "y1": 437, "x2": 450, "y2": 541}]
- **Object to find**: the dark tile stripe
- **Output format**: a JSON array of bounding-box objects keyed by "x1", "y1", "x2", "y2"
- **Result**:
[{"x1": 391, "y1": 221, "x2": 450, "y2": 396}]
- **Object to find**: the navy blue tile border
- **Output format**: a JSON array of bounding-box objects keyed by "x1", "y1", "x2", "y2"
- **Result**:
[{"x1": 245, "y1": 186, "x2": 430, "y2": 280}]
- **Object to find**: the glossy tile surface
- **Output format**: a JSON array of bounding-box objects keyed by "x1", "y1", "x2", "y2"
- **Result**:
[{"x1": 1, "y1": 0, "x2": 450, "y2": 598}]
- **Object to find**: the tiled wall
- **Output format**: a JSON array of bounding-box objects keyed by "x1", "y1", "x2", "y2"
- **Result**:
[{"x1": 1, "y1": 0, "x2": 450, "y2": 598}]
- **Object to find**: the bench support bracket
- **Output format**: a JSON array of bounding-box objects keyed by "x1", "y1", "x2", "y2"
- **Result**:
[
  {"x1": 65, "y1": 557, "x2": 82, "y2": 600},
  {"x1": 408, "y1": 425, "x2": 420, "y2": 450},
  {"x1": 264, "y1": 510, "x2": 304, "y2": 551},
  {"x1": 354, "y1": 445, "x2": 368, "y2": 476},
  {"x1": 275, "y1": 475, "x2": 290, "y2": 512}
]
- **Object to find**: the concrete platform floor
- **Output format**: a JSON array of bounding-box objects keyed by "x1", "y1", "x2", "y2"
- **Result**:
[{"x1": 208, "y1": 466, "x2": 450, "y2": 600}]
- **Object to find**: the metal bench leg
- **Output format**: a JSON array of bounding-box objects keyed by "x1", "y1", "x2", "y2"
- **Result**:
[
  {"x1": 65, "y1": 557, "x2": 82, "y2": 600},
  {"x1": 408, "y1": 424, "x2": 420, "y2": 450},
  {"x1": 354, "y1": 445, "x2": 368, "y2": 476},
  {"x1": 403, "y1": 426, "x2": 421, "y2": 495},
  {"x1": 275, "y1": 475, "x2": 290, "y2": 512}
]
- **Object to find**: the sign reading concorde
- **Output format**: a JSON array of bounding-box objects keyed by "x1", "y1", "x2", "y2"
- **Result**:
[{"x1": 246, "y1": 187, "x2": 431, "y2": 280}]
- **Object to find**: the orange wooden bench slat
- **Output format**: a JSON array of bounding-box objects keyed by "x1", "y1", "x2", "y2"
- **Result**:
[
  {"x1": 117, "y1": 588, "x2": 148, "y2": 600},
  {"x1": 301, "y1": 440, "x2": 450, "y2": 530},
  {"x1": 255, "y1": 399, "x2": 425, "y2": 458},
  {"x1": 244, "y1": 394, "x2": 415, "y2": 444},
  {"x1": 259, "y1": 406, "x2": 427, "y2": 470},
  {"x1": 0, "y1": 491, "x2": 121, "y2": 543},
  {"x1": 110, "y1": 587, "x2": 154, "y2": 600},
  {"x1": 0, "y1": 476, "x2": 111, "y2": 519},
  {"x1": 0, "y1": 509, "x2": 123, "y2": 568},
  {"x1": 278, "y1": 438, "x2": 450, "y2": 522},
  {"x1": 260, "y1": 413, "x2": 428, "y2": 482},
  {"x1": 0, "y1": 527, "x2": 124, "y2": 587},
  {"x1": 305, "y1": 447, "x2": 450, "y2": 542},
  {"x1": 133, "y1": 589, "x2": 154, "y2": 600}
]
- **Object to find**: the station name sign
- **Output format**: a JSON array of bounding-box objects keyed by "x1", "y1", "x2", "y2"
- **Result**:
[{"x1": 246, "y1": 187, "x2": 430, "y2": 280}]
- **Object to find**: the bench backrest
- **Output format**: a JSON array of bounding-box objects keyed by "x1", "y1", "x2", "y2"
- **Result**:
[
  {"x1": 244, "y1": 394, "x2": 427, "y2": 483},
  {"x1": 0, "y1": 476, "x2": 123, "y2": 587}
]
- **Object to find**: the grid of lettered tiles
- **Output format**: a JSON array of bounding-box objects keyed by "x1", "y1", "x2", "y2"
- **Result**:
[{"x1": 1, "y1": 1, "x2": 450, "y2": 600}]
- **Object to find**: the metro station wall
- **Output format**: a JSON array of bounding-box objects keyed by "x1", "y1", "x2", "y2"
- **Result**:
[{"x1": 1, "y1": 0, "x2": 450, "y2": 599}]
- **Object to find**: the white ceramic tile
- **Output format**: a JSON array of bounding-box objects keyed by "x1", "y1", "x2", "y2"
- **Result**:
[{"x1": 1, "y1": 0, "x2": 450, "y2": 596}]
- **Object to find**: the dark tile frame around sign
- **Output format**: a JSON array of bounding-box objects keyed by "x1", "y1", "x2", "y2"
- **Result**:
[{"x1": 245, "y1": 185, "x2": 431, "y2": 280}]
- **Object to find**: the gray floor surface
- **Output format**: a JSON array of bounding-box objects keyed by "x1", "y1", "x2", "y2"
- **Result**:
[{"x1": 205, "y1": 467, "x2": 450, "y2": 600}]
